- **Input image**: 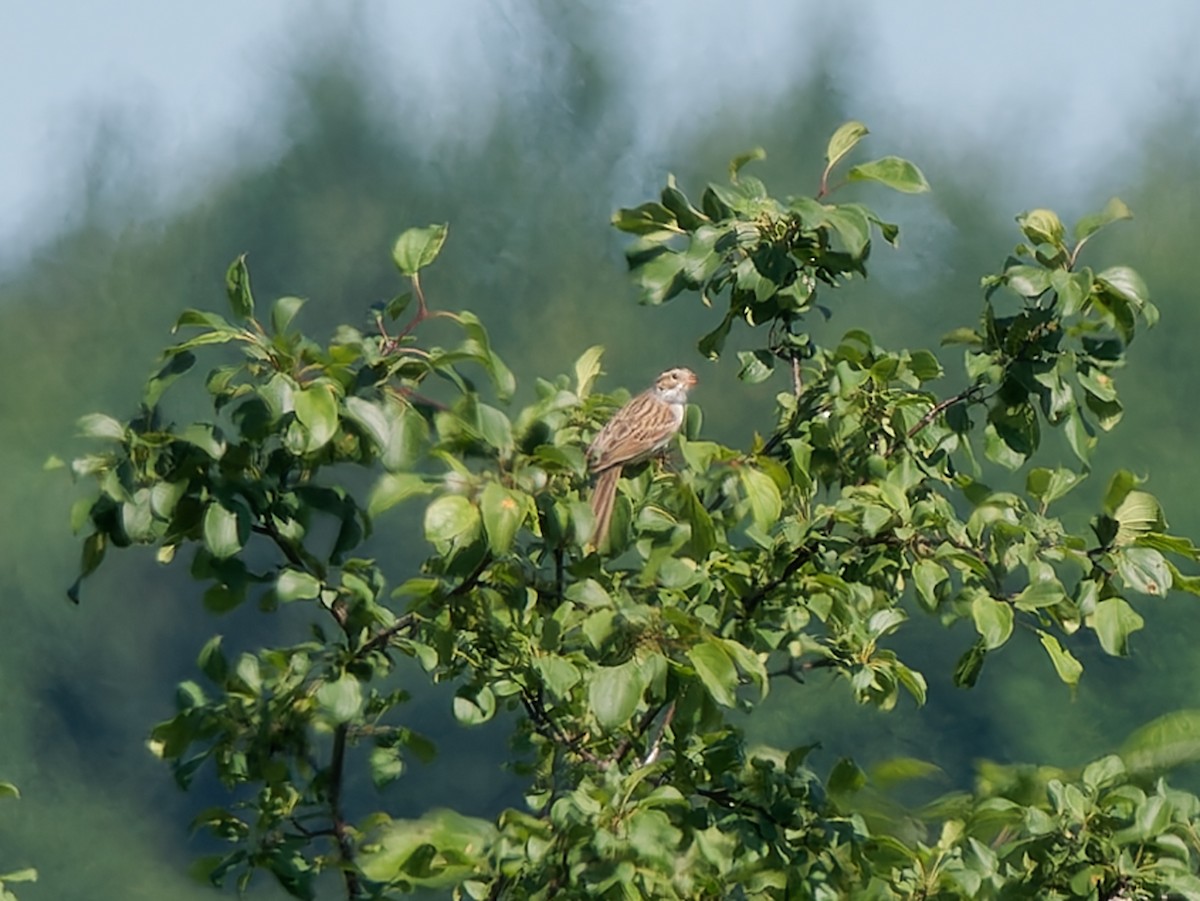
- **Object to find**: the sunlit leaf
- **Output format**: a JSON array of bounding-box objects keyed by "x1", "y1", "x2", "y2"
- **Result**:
[
  {"x1": 688, "y1": 639, "x2": 737, "y2": 707},
  {"x1": 393, "y1": 224, "x2": 449, "y2": 276},
  {"x1": 316, "y1": 675, "x2": 364, "y2": 724},
  {"x1": 1092, "y1": 596, "x2": 1145, "y2": 656},
  {"x1": 971, "y1": 595, "x2": 1014, "y2": 649},
  {"x1": 1037, "y1": 630, "x2": 1082, "y2": 688},
  {"x1": 825, "y1": 121, "x2": 869, "y2": 169},
  {"x1": 589, "y1": 661, "x2": 644, "y2": 729},
  {"x1": 847, "y1": 156, "x2": 930, "y2": 193},
  {"x1": 1074, "y1": 197, "x2": 1133, "y2": 242},
  {"x1": 480, "y1": 482, "x2": 525, "y2": 555},
  {"x1": 203, "y1": 503, "x2": 244, "y2": 559}
]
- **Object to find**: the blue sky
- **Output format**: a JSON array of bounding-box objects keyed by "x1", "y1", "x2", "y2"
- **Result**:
[{"x1": 3, "y1": 0, "x2": 1198, "y2": 262}]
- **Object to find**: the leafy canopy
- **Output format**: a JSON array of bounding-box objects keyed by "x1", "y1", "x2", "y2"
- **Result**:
[{"x1": 57, "y1": 123, "x2": 1200, "y2": 900}]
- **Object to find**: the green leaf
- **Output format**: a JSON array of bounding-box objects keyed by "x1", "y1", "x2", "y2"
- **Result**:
[
  {"x1": 971, "y1": 595, "x2": 1014, "y2": 650},
  {"x1": 953, "y1": 640, "x2": 987, "y2": 689},
  {"x1": 270, "y1": 295, "x2": 305, "y2": 335},
  {"x1": 453, "y1": 684, "x2": 496, "y2": 726},
  {"x1": 77, "y1": 413, "x2": 125, "y2": 441},
  {"x1": 1037, "y1": 630, "x2": 1082, "y2": 688},
  {"x1": 1016, "y1": 209, "x2": 1065, "y2": 247},
  {"x1": 1096, "y1": 265, "x2": 1150, "y2": 309},
  {"x1": 0, "y1": 783, "x2": 20, "y2": 801},
  {"x1": 369, "y1": 473, "x2": 434, "y2": 518},
  {"x1": 825, "y1": 121, "x2": 869, "y2": 169},
  {"x1": 203, "y1": 503, "x2": 245, "y2": 559},
  {"x1": 913, "y1": 559, "x2": 947, "y2": 612},
  {"x1": 736, "y1": 350, "x2": 774, "y2": 384},
  {"x1": 847, "y1": 156, "x2": 931, "y2": 193},
  {"x1": 720, "y1": 638, "x2": 768, "y2": 701},
  {"x1": 1074, "y1": 197, "x2": 1133, "y2": 242},
  {"x1": 1013, "y1": 576, "x2": 1067, "y2": 611},
  {"x1": 739, "y1": 466, "x2": 782, "y2": 532},
  {"x1": 574, "y1": 345, "x2": 605, "y2": 399},
  {"x1": 277, "y1": 569, "x2": 321, "y2": 602},
  {"x1": 423, "y1": 495, "x2": 480, "y2": 546},
  {"x1": 316, "y1": 675, "x2": 363, "y2": 724},
  {"x1": 383, "y1": 404, "x2": 430, "y2": 472},
  {"x1": 533, "y1": 654, "x2": 582, "y2": 698},
  {"x1": 343, "y1": 397, "x2": 391, "y2": 451},
  {"x1": 1112, "y1": 490, "x2": 1164, "y2": 546},
  {"x1": 294, "y1": 383, "x2": 340, "y2": 452},
  {"x1": 1026, "y1": 467, "x2": 1083, "y2": 506},
  {"x1": 728, "y1": 146, "x2": 766, "y2": 181},
  {"x1": 1116, "y1": 546, "x2": 1171, "y2": 596},
  {"x1": 224, "y1": 254, "x2": 254, "y2": 321},
  {"x1": 688, "y1": 639, "x2": 738, "y2": 707},
  {"x1": 480, "y1": 482, "x2": 525, "y2": 555},
  {"x1": 144, "y1": 351, "x2": 196, "y2": 407},
  {"x1": 393, "y1": 224, "x2": 449, "y2": 276},
  {"x1": 1123, "y1": 710, "x2": 1200, "y2": 774},
  {"x1": 1093, "y1": 597, "x2": 1145, "y2": 656},
  {"x1": 589, "y1": 661, "x2": 644, "y2": 729},
  {"x1": 828, "y1": 757, "x2": 867, "y2": 795},
  {"x1": 369, "y1": 746, "x2": 406, "y2": 789}
]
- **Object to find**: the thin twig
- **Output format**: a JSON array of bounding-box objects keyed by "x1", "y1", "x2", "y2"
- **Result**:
[
  {"x1": 641, "y1": 702, "x2": 677, "y2": 766},
  {"x1": 904, "y1": 387, "x2": 976, "y2": 442},
  {"x1": 357, "y1": 614, "x2": 417, "y2": 657},
  {"x1": 611, "y1": 701, "x2": 670, "y2": 767},
  {"x1": 521, "y1": 689, "x2": 603, "y2": 767}
]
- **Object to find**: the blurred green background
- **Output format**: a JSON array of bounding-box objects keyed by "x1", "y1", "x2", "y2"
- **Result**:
[{"x1": 4, "y1": 3, "x2": 1200, "y2": 897}]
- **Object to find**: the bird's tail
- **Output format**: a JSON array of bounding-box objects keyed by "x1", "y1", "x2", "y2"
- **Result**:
[{"x1": 590, "y1": 467, "x2": 621, "y2": 549}]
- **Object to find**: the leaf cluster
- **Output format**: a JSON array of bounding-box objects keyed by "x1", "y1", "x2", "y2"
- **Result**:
[{"x1": 56, "y1": 126, "x2": 1200, "y2": 899}]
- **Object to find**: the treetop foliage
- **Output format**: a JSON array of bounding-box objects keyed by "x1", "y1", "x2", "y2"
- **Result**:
[{"x1": 54, "y1": 121, "x2": 1200, "y2": 899}]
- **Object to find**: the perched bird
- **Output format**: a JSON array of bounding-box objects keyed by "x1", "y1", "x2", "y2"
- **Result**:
[{"x1": 586, "y1": 367, "x2": 698, "y2": 546}]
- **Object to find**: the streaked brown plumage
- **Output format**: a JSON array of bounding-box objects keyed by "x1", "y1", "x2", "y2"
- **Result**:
[{"x1": 587, "y1": 367, "x2": 698, "y2": 546}]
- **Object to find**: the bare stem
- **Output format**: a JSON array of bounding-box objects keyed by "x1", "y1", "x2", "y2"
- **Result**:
[{"x1": 328, "y1": 723, "x2": 362, "y2": 899}]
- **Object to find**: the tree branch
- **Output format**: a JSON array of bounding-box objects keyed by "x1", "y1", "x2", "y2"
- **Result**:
[
  {"x1": 521, "y1": 689, "x2": 603, "y2": 767},
  {"x1": 328, "y1": 722, "x2": 362, "y2": 899}
]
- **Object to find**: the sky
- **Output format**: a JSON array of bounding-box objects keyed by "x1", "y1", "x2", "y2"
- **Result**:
[{"x1": 3, "y1": 0, "x2": 1199, "y2": 264}]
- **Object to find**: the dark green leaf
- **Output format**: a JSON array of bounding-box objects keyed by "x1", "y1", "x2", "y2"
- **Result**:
[{"x1": 225, "y1": 254, "x2": 254, "y2": 321}]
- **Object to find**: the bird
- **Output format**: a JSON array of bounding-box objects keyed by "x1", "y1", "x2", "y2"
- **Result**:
[{"x1": 586, "y1": 367, "x2": 698, "y2": 547}]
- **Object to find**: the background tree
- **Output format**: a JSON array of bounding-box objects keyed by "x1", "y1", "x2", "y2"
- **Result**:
[{"x1": 57, "y1": 123, "x2": 1200, "y2": 899}]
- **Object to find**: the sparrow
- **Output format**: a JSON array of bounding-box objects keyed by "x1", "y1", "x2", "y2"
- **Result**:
[{"x1": 586, "y1": 367, "x2": 698, "y2": 546}]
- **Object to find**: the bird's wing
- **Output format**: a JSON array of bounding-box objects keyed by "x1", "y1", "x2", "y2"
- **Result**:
[{"x1": 587, "y1": 392, "x2": 680, "y2": 471}]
